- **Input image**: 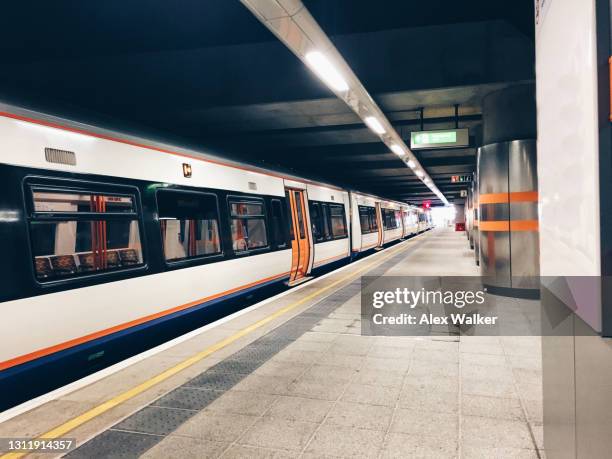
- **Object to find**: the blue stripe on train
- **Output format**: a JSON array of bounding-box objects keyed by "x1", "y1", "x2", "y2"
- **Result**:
[{"x1": 0, "y1": 274, "x2": 290, "y2": 412}]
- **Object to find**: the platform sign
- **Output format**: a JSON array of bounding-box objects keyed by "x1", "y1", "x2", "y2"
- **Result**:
[
  {"x1": 451, "y1": 175, "x2": 472, "y2": 183},
  {"x1": 410, "y1": 128, "x2": 469, "y2": 150}
]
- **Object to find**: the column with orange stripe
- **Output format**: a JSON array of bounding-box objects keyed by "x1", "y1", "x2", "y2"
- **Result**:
[{"x1": 479, "y1": 191, "x2": 539, "y2": 232}]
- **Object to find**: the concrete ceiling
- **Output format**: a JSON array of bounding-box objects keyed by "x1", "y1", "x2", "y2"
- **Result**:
[{"x1": 0, "y1": 0, "x2": 535, "y2": 205}]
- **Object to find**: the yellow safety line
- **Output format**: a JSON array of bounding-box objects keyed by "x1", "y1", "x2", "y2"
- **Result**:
[{"x1": 0, "y1": 238, "x2": 417, "y2": 459}]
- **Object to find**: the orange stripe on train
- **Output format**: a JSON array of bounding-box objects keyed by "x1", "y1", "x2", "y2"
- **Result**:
[{"x1": 0, "y1": 271, "x2": 290, "y2": 372}]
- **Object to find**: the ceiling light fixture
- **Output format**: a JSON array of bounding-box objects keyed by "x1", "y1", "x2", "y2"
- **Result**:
[
  {"x1": 305, "y1": 51, "x2": 349, "y2": 92},
  {"x1": 364, "y1": 116, "x2": 386, "y2": 135},
  {"x1": 390, "y1": 144, "x2": 405, "y2": 156},
  {"x1": 406, "y1": 159, "x2": 416, "y2": 168},
  {"x1": 416, "y1": 170, "x2": 424, "y2": 178}
]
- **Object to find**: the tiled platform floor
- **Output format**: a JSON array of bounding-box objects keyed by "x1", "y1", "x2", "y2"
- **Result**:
[{"x1": 0, "y1": 228, "x2": 544, "y2": 458}]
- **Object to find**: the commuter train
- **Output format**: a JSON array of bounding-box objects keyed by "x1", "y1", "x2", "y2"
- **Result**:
[{"x1": 0, "y1": 104, "x2": 432, "y2": 410}]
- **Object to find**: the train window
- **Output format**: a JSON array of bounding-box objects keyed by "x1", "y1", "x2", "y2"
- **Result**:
[
  {"x1": 270, "y1": 199, "x2": 287, "y2": 249},
  {"x1": 308, "y1": 201, "x2": 330, "y2": 243},
  {"x1": 358, "y1": 205, "x2": 378, "y2": 234},
  {"x1": 229, "y1": 197, "x2": 268, "y2": 252},
  {"x1": 294, "y1": 192, "x2": 306, "y2": 239},
  {"x1": 382, "y1": 208, "x2": 400, "y2": 230},
  {"x1": 32, "y1": 191, "x2": 136, "y2": 213},
  {"x1": 28, "y1": 188, "x2": 144, "y2": 281},
  {"x1": 157, "y1": 190, "x2": 221, "y2": 262},
  {"x1": 309, "y1": 202, "x2": 322, "y2": 241},
  {"x1": 285, "y1": 191, "x2": 294, "y2": 240},
  {"x1": 329, "y1": 204, "x2": 348, "y2": 238}
]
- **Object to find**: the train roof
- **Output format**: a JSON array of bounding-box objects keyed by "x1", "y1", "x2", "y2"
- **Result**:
[{"x1": 0, "y1": 101, "x2": 413, "y2": 209}]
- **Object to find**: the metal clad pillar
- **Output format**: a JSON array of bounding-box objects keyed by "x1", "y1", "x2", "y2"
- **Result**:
[
  {"x1": 474, "y1": 153, "x2": 480, "y2": 266},
  {"x1": 509, "y1": 139, "x2": 539, "y2": 288},
  {"x1": 479, "y1": 143, "x2": 511, "y2": 287},
  {"x1": 479, "y1": 84, "x2": 538, "y2": 294}
]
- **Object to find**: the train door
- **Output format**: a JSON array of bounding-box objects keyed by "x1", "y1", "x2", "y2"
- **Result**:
[
  {"x1": 400, "y1": 210, "x2": 407, "y2": 238},
  {"x1": 286, "y1": 188, "x2": 312, "y2": 284},
  {"x1": 375, "y1": 202, "x2": 384, "y2": 248}
]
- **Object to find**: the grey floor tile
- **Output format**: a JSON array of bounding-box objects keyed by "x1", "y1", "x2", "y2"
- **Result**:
[
  {"x1": 283, "y1": 340, "x2": 332, "y2": 353},
  {"x1": 461, "y1": 363, "x2": 514, "y2": 381},
  {"x1": 287, "y1": 377, "x2": 349, "y2": 401},
  {"x1": 367, "y1": 345, "x2": 413, "y2": 360},
  {"x1": 413, "y1": 349, "x2": 460, "y2": 364},
  {"x1": 271, "y1": 349, "x2": 322, "y2": 365},
  {"x1": 206, "y1": 391, "x2": 277, "y2": 416},
  {"x1": 461, "y1": 353, "x2": 508, "y2": 367},
  {"x1": 461, "y1": 445, "x2": 538, "y2": 459},
  {"x1": 238, "y1": 416, "x2": 318, "y2": 451},
  {"x1": 381, "y1": 432, "x2": 458, "y2": 458},
  {"x1": 305, "y1": 424, "x2": 384, "y2": 458},
  {"x1": 461, "y1": 394, "x2": 525, "y2": 421},
  {"x1": 404, "y1": 373, "x2": 460, "y2": 393},
  {"x1": 462, "y1": 378, "x2": 518, "y2": 399},
  {"x1": 317, "y1": 353, "x2": 365, "y2": 370},
  {"x1": 391, "y1": 408, "x2": 459, "y2": 440},
  {"x1": 113, "y1": 406, "x2": 195, "y2": 436},
  {"x1": 340, "y1": 382, "x2": 401, "y2": 407},
  {"x1": 300, "y1": 364, "x2": 358, "y2": 382},
  {"x1": 461, "y1": 415, "x2": 535, "y2": 449},
  {"x1": 266, "y1": 396, "x2": 334, "y2": 423},
  {"x1": 253, "y1": 360, "x2": 310, "y2": 379},
  {"x1": 297, "y1": 332, "x2": 339, "y2": 343},
  {"x1": 399, "y1": 387, "x2": 459, "y2": 413},
  {"x1": 231, "y1": 374, "x2": 293, "y2": 395},
  {"x1": 408, "y1": 359, "x2": 460, "y2": 377},
  {"x1": 221, "y1": 444, "x2": 299, "y2": 458},
  {"x1": 361, "y1": 356, "x2": 411, "y2": 374},
  {"x1": 141, "y1": 435, "x2": 229, "y2": 459},
  {"x1": 354, "y1": 368, "x2": 404, "y2": 388},
  {"x1": 325, "y1": 401, "x2": 393, "y2": 431},
  {"x1": 173, "y1": 411, "x2": 258, "y2": 443},
  {"x1": 523, "y1": 397, "x2": 543, "y2": 424},
  {"x1": 327, "y1": 341, "x2": 373, "y2": 356}
]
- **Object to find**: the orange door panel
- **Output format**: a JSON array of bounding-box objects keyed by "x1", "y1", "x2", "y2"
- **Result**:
[
  {"x1": 376, "y1": 203, "x2": 384, "y2": 247},
  {"x1": 286, "y1": 189, "x2": 311, "y2": 282}
]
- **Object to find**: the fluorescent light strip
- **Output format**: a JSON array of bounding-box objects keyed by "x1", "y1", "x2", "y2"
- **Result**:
[
  {"x1": 406, "y1": 159, "x2": 416, "y2": 168},
  {"x1": 415, "y1": 170, "x2": 424, "y2": 178},
  {"x1": 305, "y1": 51, "x2": 349, "y2": 92},
  {"x1": 364, "y1": 116, "x2": 385, "y2": 135},
  {"x1": 390, "y1": 144, "x2": 405, "y2": 156}
]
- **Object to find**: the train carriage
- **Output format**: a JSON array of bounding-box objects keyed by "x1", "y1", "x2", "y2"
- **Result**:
[{"x1": 0, "y1": 103, "x2": 431, "y2": 410}]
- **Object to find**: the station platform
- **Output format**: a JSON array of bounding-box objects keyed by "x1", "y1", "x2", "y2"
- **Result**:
[{"x1": 0, "y1": 228, "x2": 543, "y2": 459}]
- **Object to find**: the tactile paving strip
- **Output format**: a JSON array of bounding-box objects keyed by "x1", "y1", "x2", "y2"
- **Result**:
[
  {"x1": 65, "y1": 430, "x2": 161, "y2": 459},
  {"x1": 66, "y1": 242, "x2": 420, "y2": 457}
]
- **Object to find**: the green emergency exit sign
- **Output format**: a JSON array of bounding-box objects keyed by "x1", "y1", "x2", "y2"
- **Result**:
[
  {"x1": 410, "y1": 128, "x2": 469, "y2": 149},
  {"x1": 413, "y1": 131, "x2": 457, "y2": 145}
]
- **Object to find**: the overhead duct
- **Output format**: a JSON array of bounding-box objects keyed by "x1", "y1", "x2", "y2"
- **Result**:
[{"x1": 240, "y1": 0, "x2": 449, "y2": 205}]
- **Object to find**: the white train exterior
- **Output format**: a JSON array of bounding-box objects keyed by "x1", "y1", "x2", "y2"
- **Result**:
[{"x1": 0, "y1": 104, "x2": 432, "y2": 410}]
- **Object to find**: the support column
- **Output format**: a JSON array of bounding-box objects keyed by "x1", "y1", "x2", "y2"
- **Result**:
[{"x1": 478, "y1": 83, "x2": 539, "y2": 295}]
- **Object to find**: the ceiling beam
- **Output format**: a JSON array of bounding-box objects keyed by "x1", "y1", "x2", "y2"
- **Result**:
[{"x1": 240, "y1": 0, "x2": 449, "y2": 204}]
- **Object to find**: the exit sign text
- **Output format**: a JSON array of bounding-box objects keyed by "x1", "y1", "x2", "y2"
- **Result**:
[{"x1": 451, "y1": 175, "x2": 472, "y2": 183}]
